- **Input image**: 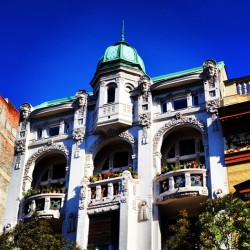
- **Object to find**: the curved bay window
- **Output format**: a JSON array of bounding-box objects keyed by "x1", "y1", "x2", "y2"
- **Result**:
[{"x1": 161, "y1": 127, "x2": 205, "y2": 169}]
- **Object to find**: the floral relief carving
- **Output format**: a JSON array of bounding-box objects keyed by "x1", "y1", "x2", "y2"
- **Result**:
[
  {"x1": 72, "y1": 127, "x2": 85, "y2": 142},
  {"x1": 153, "y1": 115, "x2": 206, "y2": 152},
  {"x1": 15, "y1": 139, "x2": 26, "y2": 153},
  {"x1": 206, "y1": 99, "x2": 219, "y2": 118},
  {"x1": 139, "y1": 113, "x2": 151, "y2": 127}
]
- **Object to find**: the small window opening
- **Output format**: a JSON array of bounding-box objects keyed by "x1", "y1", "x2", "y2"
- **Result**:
[
  {"x1": 107, "y1": 87, "x2": 115, "y2": 103},
  {"x1": 49, "y1": 126, "x2": 60, "y2": 136},
  {"x1": 173, "y1": 98, "x2": 187, "y2": 110}
]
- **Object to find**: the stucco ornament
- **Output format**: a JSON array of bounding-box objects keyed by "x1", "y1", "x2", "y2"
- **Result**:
[
  {"x1": 20, "y1": 103, "x2": 32, "y2": 121},
  {"x1": 15, "y1": 139, "x2": 26, "y2": 153},
  {"x1": 206, "y1": 99, "x2": 219, "y2": 118},
  {"x1": 139, "y1": 113, "x2": 151, "y2": 127},
  {"x1": 202, "y1": 59, "x2": 217, "y2": 80},
  {"x1": 139, "y1": 75, "x2": 151, "y2": 96},
  {"x1": 139, "y1": 200, "x2": 149, "y2": 221},
  {"x1": 75, "y1": 90, "x2": 87, "y2": 108},
  {"x1": 72, "y1": 127, "x2": 85, "y2": 141}
]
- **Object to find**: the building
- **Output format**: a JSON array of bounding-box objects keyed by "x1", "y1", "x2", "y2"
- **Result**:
[
  {"x1": 4, "y1": 36, "x2": 230, "y2": 249},
  {"x1": 0, "y1": 96, "x2": 19, "y2": 229},
  {"x1": 218, "y1": 76, "x2": 250, "y2": 200}
]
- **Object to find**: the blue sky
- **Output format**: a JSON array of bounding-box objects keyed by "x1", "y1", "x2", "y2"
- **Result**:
[{"x1": 1, "y1": 0, "x2": 250, "y2": 109}]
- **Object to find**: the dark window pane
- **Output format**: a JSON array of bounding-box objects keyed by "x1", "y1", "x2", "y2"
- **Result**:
[
  {"x1": 41, "y1": 169, "x2": 49, "y2": 181},
  {"x1": 52, "y1": 164, "x2": 65, "y2": 179},
  {"x1": 173, "y1": 98, "x2": 187, "y2": 110},
  {"x1": 193, "y1": 95, "x2": 199, "y2": 106},
  {"x1": 168, "y1": 145, "x2": 175, "y2": 158},
  {"x1": 49, "y1": 126, "x2": 59, "y2": 136},
  {"x1": 108, "y1": 88, "x2": 115, "y2": 103},
  {"x1": 102, "y1": 158, "x2": 109, "y2": 170},
  {"x1": 180, "y1": 139, "x2": 195, "y2": 155},
  {"x1": 162, "y1": 102, "x2": 167, "y2": 113},
  {"x1": 113, "y1": 151, "x2": 128, "y2": 168}
]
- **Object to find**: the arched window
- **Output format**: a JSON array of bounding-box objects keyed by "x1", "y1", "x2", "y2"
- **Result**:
[{"x1": 107, "y1": 87, "x2": 115, "y2": 103}]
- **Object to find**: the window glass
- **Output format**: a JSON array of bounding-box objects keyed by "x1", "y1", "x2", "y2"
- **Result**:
[
  {"x1": 52, "y1": 164, "x2": 65, "y2": 179},
  {"x1": 37, "y1": 129, "x2": 42, "y2": 139},
  {"x1": 49, "y1": 126, "x2": 59, "y2": 136},
  {"x1": 107, "y1": 87, "x2": 115, "y2": 103},
  {"x1": 179, "y1": 139, "x2": 195, "y2": 156},
  {"x1": 113, "y1": 151, "x2": 128, "y2": 168},
  {"x1": 173, "y1": 98, "x2": 187, "y2": 110},
  {"x1": 193, "y1": 95, "x2": 199, "y2": 106},
  {"x1": 168, "y1": 145, "x2": 175, "y2": 158},
  {"x1": 162, "y1": 102, "x2": 167, "y2": 113}
]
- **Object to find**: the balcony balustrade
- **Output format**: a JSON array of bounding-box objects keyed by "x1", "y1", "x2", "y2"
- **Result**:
[
  {"x1": 93, "y1": 103, "x2": 133, "y2": 133},
  {"x1": 21, "y1": 193, "x2": 65, "y2": 220},
  {"x1": 80, "y1": 171, "x2": 136, "y2": 214},
  {"x1": 156, "y1": 168, "x2": 208, "y2": 204}
]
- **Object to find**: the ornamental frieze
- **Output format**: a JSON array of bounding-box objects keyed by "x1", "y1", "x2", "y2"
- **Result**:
[
  {"x1": 24, "y1": 143, "x2": 70, "y2": 176},
  {"x1": 153, "y1": 115, "x2": 206, "y2": 152}
]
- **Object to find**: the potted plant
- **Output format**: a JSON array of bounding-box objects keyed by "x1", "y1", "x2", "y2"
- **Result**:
[
  {"x1": 97, "y1": 172, "x2": 103, "y2": 181},
  {"x1": 89, "y1": 176, "x2": 97, "y2": 183}
]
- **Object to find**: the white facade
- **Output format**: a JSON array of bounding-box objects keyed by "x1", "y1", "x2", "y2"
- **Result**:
[{"x1": 3, "y1": 39, "x2": 229, "y2": 249}]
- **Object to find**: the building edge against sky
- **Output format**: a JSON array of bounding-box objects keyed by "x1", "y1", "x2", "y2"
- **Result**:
[{"x1": 2, "y1": 34, "x2": 250, "y2": 249}]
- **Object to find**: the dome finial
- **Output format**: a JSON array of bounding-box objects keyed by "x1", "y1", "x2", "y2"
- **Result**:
[{"x1": 121, "y1": 20, "x2": 125, "y2": 41}]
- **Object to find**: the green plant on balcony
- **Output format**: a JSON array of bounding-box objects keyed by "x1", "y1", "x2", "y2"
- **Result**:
[
  {"x1": 96, "y1": 172, "x2": 103, "y2": 180},
  {"x1": 22, "y1": 188, "x2": 40, "y2": 199},
  {"x1": 89, "y1": 176, "x2": 97, "y2": 183}
]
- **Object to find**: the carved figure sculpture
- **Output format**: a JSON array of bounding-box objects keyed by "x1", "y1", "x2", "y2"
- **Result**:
[
  {"x1": 139, "y1": 200, "x2": 149, "y2": 221},
  {"x1": 138, "y1": 75, "x2": 151, "y2": 95},
  {"x1": 20, "y1": 103, "x2": 32, "y2": 120},
  {"x1": 75, "y1": 90, "x2": 87, "y2": 107},
  {"x1": 203, "y1": 59, "x2": 217, "y2": 80}
]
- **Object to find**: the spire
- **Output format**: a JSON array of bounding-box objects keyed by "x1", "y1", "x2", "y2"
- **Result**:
[{"x1": 121, "y1": 20, "x2": 125, "y2": 41}]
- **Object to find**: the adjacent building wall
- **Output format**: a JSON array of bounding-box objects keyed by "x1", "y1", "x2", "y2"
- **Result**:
[{"x1": 0, "y1": 96, "x2": 19, "y2": 229}]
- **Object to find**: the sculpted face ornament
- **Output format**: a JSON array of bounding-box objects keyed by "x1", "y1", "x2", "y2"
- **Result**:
[
  {"x1": 20, "y1": 103, "x2": 31, "y2": 120},
  {"x1": 75, "y1": 90, "x2": 87, "y2": 107},
  {"x1": 139, "y1": 75, "x2": 151, "y2": 95},
  {"x1": 203, "y1": 59, "x2": 217, "y2": 79}
]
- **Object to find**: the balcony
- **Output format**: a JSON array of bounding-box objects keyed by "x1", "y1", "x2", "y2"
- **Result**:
[
  {"x1": 155, "y1": 168, "x2": 208, "y2": 214},
  {"x1": 93, "y1": 103, "x2": 133, "y2": 133},
  {"x1": 80, "y1": 171, "x2": 136, "y2": 214},
  {"x1": 21, "y1": 193, "x2": 65, "y2": 221}
]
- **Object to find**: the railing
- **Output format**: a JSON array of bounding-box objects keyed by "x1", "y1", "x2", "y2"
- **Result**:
[
  {"x1": 156, "y1": 168, "x2": 208, "y2": 203},
  {"x1": 80, "y1": 171, "x2": 136, "y2": 214},
  {"x1": 21, "y1": 193, "x2": 65, "y2": 220},
  {"x1": 237, "y1": 81, "x2": 250, "y2": 95}
]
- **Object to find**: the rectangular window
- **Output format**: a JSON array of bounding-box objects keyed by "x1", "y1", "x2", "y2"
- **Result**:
[
  {"x1": 64, "y1": 123, "x2": 70, "y2": 134},
  {"x1": 173, "y1": 98, "x2": 187, "y2": 110},
  {"x1": 49, "y1": 126, "x2": 60, "y2": 136},
  {"x1": 209, "y1": 90, "x2": 215, "y2": 97},
  {"x1": 162, "y1": 102, "x2": 167, "y2": 113},
  {"x1": 193, "y1": 95, "x2": 199, "y2": 106},
  {"x1": 142, "y1": 104, "x2": 148, "y2": 111},
  {"x1": 37, "y1": 129, "x2": 42, "y2": 139}
]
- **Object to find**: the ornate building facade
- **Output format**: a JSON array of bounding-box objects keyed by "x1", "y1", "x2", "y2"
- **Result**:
[
  {"x1": 4, "y1": 37, "x2": 231, "y2": 249},
  {"x1": 0, "y1": 96, "x2": 19, "y2": 229}
]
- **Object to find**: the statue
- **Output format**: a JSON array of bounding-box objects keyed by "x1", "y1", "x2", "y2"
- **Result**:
[{"x1": 139, "y1": 200, "x2": 149, "y2": 221}]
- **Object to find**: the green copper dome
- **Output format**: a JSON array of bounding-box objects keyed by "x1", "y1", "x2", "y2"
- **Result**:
[{"x1": 97, "y1": 40, "x2": 146, "y2": 73}]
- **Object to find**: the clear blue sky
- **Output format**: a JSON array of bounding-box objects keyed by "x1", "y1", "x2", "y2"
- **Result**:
[{"x1": 1, "y1": 0, "x2": 250, "y2": 109}]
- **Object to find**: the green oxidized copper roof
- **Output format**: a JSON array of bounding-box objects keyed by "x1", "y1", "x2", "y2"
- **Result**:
[
  {"x1": 97, "y1": 28, "x2": 145, "y2": 73},
  {"x1": 152, "y1": 61, "x2": 225, "y2": 83}
]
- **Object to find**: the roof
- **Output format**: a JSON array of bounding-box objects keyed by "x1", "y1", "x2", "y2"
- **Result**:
[{"x1": 152, "y1": 61, "x2": 225, "y2": 83}]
